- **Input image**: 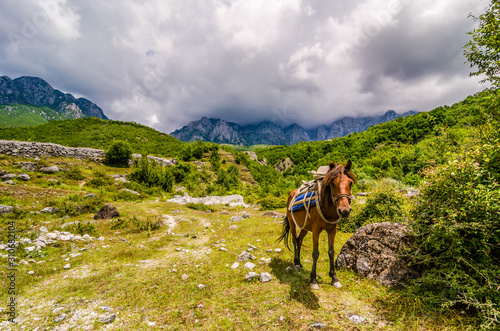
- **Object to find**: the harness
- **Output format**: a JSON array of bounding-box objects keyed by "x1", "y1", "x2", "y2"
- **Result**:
[{"x1": 287, "y1": 166, "x2": 353, "y2": 231}]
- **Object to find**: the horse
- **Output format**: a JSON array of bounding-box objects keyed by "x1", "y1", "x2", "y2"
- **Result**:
[{"x1": 278, "y1": 160, "x2": 356, "y2": 290}]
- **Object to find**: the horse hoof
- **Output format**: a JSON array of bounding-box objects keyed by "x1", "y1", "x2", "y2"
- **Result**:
[
  {"x1": 333, "y1": 281, "x2": 342, "y2": 288},
  {"x1": 310, "y1": 283, "x2": 320, "y2": 290}
]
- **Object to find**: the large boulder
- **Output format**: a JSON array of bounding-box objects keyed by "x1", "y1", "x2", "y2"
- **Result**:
[
  {"x1": 336, "y1": 222, "x2": 418, "y2": 288},
  {"x1": 94, "y1": 204, "x2": 120, "y2": 220}
]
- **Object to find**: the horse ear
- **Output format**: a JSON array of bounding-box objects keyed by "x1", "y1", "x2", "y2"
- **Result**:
[
  {"x1": 329, "y1": 162, "x2": 335, "y2": 170},
  {"x1": 345, "y1": 160, "x2": 352, "y2": 171}
]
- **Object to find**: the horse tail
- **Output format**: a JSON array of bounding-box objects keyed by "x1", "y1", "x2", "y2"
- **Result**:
[{"x1": 277, "y1": 215, "x2": 292, "y2": 251}]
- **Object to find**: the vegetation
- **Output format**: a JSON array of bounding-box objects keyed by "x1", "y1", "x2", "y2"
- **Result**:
[
  {"x1": 0, "y1": 104, "x2": 76, "y2": 128},
  {"x1": 105, "y1": 140, "x2": 133, "y2": 167}
]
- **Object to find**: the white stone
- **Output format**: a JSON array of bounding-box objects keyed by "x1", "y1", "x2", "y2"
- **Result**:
[
  {"x1": 260, "y1": 272, "x2": 272, "y2": 283},
  {"x1": 274, "y1": 248, "x2": 282, "y2": 253},
  {"x1": 59, "y1": 235, "x2": 70, "y2": 241},
  {"x1": 63, "y1": 264, "x2": 70, "y2": 269},
  {"x1": 197, "y1": 284, "x2": 206, "y2": 289},
  {"x1": 231, "y1": 262, "x2": 239, "y2": 269},
  {"x1": 39, "y1": 226, "x2": 48, "y2": 233},
  {"x1": 243, "y1": 262, "x2": 256, "y2": 270}
]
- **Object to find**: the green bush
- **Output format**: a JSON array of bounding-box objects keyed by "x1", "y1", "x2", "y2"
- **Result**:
[
  {"x1": 186, "y1": 203, "x2": 217, "y2": 212},
  {"x1": 105, "y1": 140, "x2": 133, "y2": 167},
  {"x1": 128, "y1": 156, "x2": 174, "y2": 192},
  {"x1": 258, "y1": 195, "x2": 287, "y2": 211},
  {"x1": 340, "y1": 191, "x2": 406, "y2": 232},
  {"x1": 65, "y1": 167, "x2": 85, "y2": 180},
  {"x1": 407, "y1": 145, "x2": 500, "y2": 329},
  {"x1": 65, "y1": 222, "x2": 99, "y2": 236}
]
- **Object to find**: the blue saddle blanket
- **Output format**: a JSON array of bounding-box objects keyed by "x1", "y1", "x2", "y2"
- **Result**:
[{"x1": 291, "y1": 191, "x2": 317, "y2": 212}]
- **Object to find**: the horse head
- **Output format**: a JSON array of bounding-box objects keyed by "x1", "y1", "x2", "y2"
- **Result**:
[{"x1": 323, "y1": 160, "x2": 356, "y2": 219}]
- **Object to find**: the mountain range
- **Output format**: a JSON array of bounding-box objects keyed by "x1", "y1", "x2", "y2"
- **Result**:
[
  {"x1": 0, "y1": 75, "x2": 107, "y2": 120},
  {"x1": 170, "y1": 110, "x2": 417, "y2": 145}
]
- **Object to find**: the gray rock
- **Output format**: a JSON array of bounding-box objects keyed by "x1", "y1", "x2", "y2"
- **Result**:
[
  {"x1": 3, "y1": 180, "x2": 15, "y2": 185},
  {"x1": 243, "y1": 262, "x2": 256, "y2": 270},
  {"x1": 63, "y1": 264, "x2": 70, "y2": 269},
  {"x1": 17, "y1": 174, "x2": 30, "y2": 181},
  {"x1": 98, "y1": 314, "x2": 116, "y2": 324},
  {"x1": 0, "y1": 205, "x2": 14, "y2": 214},
  {"x1": 39, "y1": 165, "x2": 60, "y2": 173},
  {"x1": 39, "y1": 226, "x2": 48, "y2": 233},
  {"x1": 311, "y1": 322, "x2": 326, "y2": 329},
  {"x1": 336, "y1": 222, "x2": 419, "y2": 288},
  {"x1": 167, "y1": 193, "x2": 249, "y2": 207},
  {"x1": 245, "y1": 272, "x2": 259, "y2": 281},
  {"x1": 100, "y1": 306, "x2": 113, "y2": 312},
  {"x1": 86, "y1": 193, "x2": 96, "y2": 198},
  {"x1": 55, "y1": 313, "x2": 67, "y2": 323},
  {"x1": 41, "y1": 207, "x2": 57, "y2": 214},
  {"x1": 260, "y1": 272, "x2": 272, "y2": 282},
  {"x1": 237, "y1": 252, "x2": 255, "y2": 262},
  {"x1": 228, "y1": 225, "x2": 238, "y2": 229},
  {"x1": 231, "y1": 262, "x2": 239, "y2": 269},
  {"x1": 1, "y1": 174, "x2": 16, "y2": 180},
  {"x1": 262, "y1": 211, "x2": 284, "y2": 218},
  {"x1": 94, "y1": 204, "x2": 119, "y2": 220},
  {"x1": 229, "y1": 216, "x2": 243, "y2": 222},
  {"x1": 347, "y1": 314, "x2": 366, "y2": 324},
  {"x1": 120, "y1": 188, "x2": 140, "y2": 195}
]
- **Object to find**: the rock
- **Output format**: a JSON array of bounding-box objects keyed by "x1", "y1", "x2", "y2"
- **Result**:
[
  {"x1": 39, "y1": 226, "x2": 48, "y2": 233},
  {"x1": 39, "y1": 165, "x2": 60, "y2": 173},
  {"x1": 245, "y1": 272, "x2": 259, "y2": 281},
  {"x1": 0, "y1": 205, "x2": 14, "y2": 214},
  {"x1": 260, "y1": 272, "x2": 272, "y2": 282},
  {"x1": 54, "y1": 313, "x2": 67, "y2": 323},
  {"x1": 181, "y1": 274, "x2": 189, "y2": 281},
  {"x1": 274, "y1": 248, "x2": 282, "y2": 253},
  {"x1": 63, "y1": 264, "x2": 70, "y2": 269},
  {"x1": 197, "y1": 284, "x2": 206, "y2": 289},
  {"x1": 25, "y1": 246, "x2": 36, "y2": 253},
  {"x1": 100, "y1": 306, "x2": 113, "y2": 313},
  {"x1": 336, "y1": 222, "x2": 418, "y2": 288},
  {"x1": 347, "y1": 314, "x2": 366, "y2": 324},
  {"x1": 228, "y1": 225, "x2": 238, "y2": 229},
  {"x1": 231, "y1": 262, "x2": 239, "y2": 269},
  {"x1": 17, "y1": 174, "x2": 30, "y2": 181},
  {"x1": 98, "y1": 237, "x2": 105, "y2": 241},
  {"x1": 237, "y1": 252, "x2": 255, "y2": 262},
  {"x1": 275, "y1": 158, "x2": 294, "y2": 173},
  {"x1": 1, "y1": 174, "x2": 16, "y2": 180},
  {"x1": 27, "y1": 271, "x2": 35, "y2": 275},
  {"x1": 120, "y1": 188, "x2": 139, "y2": 195},
  {"x1": 3, "y1": 180, "x2": 15, "y2": 185},
  {"x1": 229, "y1": 216, "x2": 243, "y2": 222},
  {"x1": 94, "y1": 204, "x2": 119, "y2": 220},
  {"x1": 41, "y1": 207, "x2": 57, "y2": 214},
  {"x1": 311, "y1": 322, "x2": 327, "y2": 329},
  {"x1": 243, "y1": 262, "x2": 256, "y2": 270},
  {"x1": 262, "y1": 211, "x2": 284, "y2": 218},
  {"x1": 86, "y1": 193, "x2": 96, "y2": 198},
  {"x1": 98, "y1": 314, "x2": 116, "y2": 324},
  {"x1": 167, "y1": 194, "x2": 249, "y2": 207}
]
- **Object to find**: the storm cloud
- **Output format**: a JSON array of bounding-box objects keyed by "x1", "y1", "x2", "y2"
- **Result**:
[{"x1": 0, "y1": 0, "x2": 488, "y2": 132}]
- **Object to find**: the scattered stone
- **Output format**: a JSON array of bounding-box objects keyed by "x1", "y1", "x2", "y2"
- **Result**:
[
  {"x1": 25, "y1": 246, "x2": 36, "y2": 253},
  {"x1": 279, "y1": 316, "x2": 285, "y2": 321},
  {"x1": 245, "y1": 272, "x2": 259, "y2": 281},
  {"x1": 63, "y1": 264, "x2": 70, "y2": 269},
  {"x1": 41, "y1": 207, "x2": 57, "y2": 214},
  {"x1": 3, "y1": 180, "x2": 15, "y2": 185},
  {"x1": 243, "y1": 262, "x2": 256, "y2": 270},
  {"x1": 39, "y1": 226, "x2": 48, "y2": 233},
  {"x1": 39, "y1": 165, "x2": 60, "y2": 173},
  {"x1": 1, "y1": 174, "x2": 16, "y2": 180},
  {"x1": 86, "y1": 193, "x2": 96, "y2": 198},
  {"x1": 228, "y1": 225, "x2": 238, "y2": 229},
  {"x1": 59, "y1": 235, "x2": 71, "y2": 241},
  {"x1": 237, "y1": 252, "x2": 256, "y2": 262},
  {"x1": 219, "y1": 210, "x2": 229, "y2": 215},
  {"x1": 347, "y1": 314, "x2": 366, "y2": 324},
  {"x1": 98, "y1": 314, "x2": 116, "y2": 324},
  {"x1": 100, "y1": 306, "x2": 113, "y2": 313},
  {"x1": 260, "y1": 272, "x2": 272, "y2": 282},
  {"x1": 27, "y1": 271, "x2": 34, "y2": 275},
  {"x1": 181, "y1": 274, "x2": 189, "y2": 281},
  {"x1": 262, "y1": 211, "x2": 284, "y2": 218},
  {"x1": 120, "y1": 188, "x2": 139, "y2": 195},
  {"x1": 54, "y1": 314, "x2": 67, "y2": 323},
  {"x1": 0, "y1": 205, "x2": 14, "y2": 214},
  {"x1": 285, "y1": 266, "x2": 293, "y2": 273},
  {"x1": 274, "y1": 248, "x2": 282, "y2": 253},
  {"x1": 311, "y1": 322, "x2": 327, "y2": 329},
  {"x1": 231, "y1": 262, "x2": 239, "y2": 269},
  {"x1": 167, "y1": 193, "x2": 249, "y2": 207},
  {"x1": 229, "y1": 216, "x2": 243, "y2": 222},
  {"x1": 94, "y1": 204, "x2": 120, "y2": 220},
  {"x1": 242, "y1": 213, "x2": 250, "y2": 219},
  {"x1": 17, "y1": 174, "x2": 30, "y2": 181},
  {"x1": 197, "y1": 284, "x2": 206, "y2": 289},
  {"x1": 336, "y1": 222, "x2": 419, "y2": 288},
  {"x1": 219, "y1": 247, "x2": 228, "y2": 252},
  {"x1": 98, "y1": 237, "x2": 105, "y2": 241},
  {"x1": 247, "y1": 244, "x2": 257, "y2": 250}
]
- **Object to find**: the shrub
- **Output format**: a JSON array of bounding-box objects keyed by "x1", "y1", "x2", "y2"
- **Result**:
[
  {"x1": 186, "y1": 203, "x2": 217, "y2": 212},
  {"x1": 128, "y1": 156, "x2": 173, "y2": 192},
  {"x1": 66, "y1": 222, "x2": 99, "y2": 236},
  {"x1": 259, "y1": 195, "x2": 287, "y2": 211},
  {"x1": 65, "y1": 167, "x2": 85, "y2": 180},
  {"x1": 340, "y1": 191, "x2": 406, "y2": 232},
  {"x1": 407, "y1": 146, "x2": 500, "y2": 329},
  {"x1": 105, "y1": 140, "x2": 133, "y2": 167}
]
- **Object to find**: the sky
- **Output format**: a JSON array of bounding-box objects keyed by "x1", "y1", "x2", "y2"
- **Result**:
[{"x1": 0, "y1": 0, "x2": 490, "y2": 133}]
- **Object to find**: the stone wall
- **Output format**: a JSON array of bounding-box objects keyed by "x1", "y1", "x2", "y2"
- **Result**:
[{"x1": 0, "y1": 140, "x2": 105, "y2": 160}]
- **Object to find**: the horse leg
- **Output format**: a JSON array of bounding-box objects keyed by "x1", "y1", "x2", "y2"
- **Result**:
[
  {"x1": 294, "y1": 230, "x2": 307, "y2": 270},
  {"x1": 327, "y1": 226, "x2": 342, "y2": 288},
  {"x1": 310, "y1": 227, "x2": 321, "y2": 290}
]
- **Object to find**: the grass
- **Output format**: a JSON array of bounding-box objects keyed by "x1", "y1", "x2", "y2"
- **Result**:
[{"x1": 0, "y1": 155, "x2": 479, "y2": 330}]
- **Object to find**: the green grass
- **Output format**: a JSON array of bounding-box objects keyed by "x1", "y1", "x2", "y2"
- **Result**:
[
  {"x1": 0, "y1": 104, "x2": 75, "y2": 128},
  {"x1": 0, "y1": 155, "x2": 479, "y2": 330}
]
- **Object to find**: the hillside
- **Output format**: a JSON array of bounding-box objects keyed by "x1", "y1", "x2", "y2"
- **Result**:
[
  {"x1": 0, "y1": 75, "x2": 108, "y2": 120},
  {"x1": 170, "y1": 110, "x2": 416, "y2": 146},
  {"x1": 0, "y1": 104, "x2": 77, "y2": 128},
  {"x1": 0, "y1": 117, "x2": 184, "y2": 157}
]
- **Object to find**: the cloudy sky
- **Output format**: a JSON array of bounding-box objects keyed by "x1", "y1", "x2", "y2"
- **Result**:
[{"x1": 0, "y1": 0, "x2": 489, "y2": 133}]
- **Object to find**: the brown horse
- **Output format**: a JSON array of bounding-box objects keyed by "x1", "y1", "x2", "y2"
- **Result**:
[{"x1": 278, "y1": 161, "x2": 356, "y2": 290}]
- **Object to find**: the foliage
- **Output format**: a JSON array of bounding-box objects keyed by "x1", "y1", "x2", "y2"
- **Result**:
[
  {"x1": 340, "y1": 191, "x2": 406, "y2": 232},
  {"x1": 209, "y1": 147, "x2": 221, "y2": 171},
  {"x1": 128, "y1": 156, "x2": 174, "y2": 192},
  {"x1": 0, "y1": 104, "x2": 75, "y2": 128},
  {"x1": 172, "y1": 162, "x2": 193, "y2": 183},
  {"x1": 258, "y1": 195, "x2": 288, "y2": 211},
  {"x1": 65, "y1": 222, "x2": 99, "y2": 237},
  {"x1": 85, "y1": 169, "x2": 114, "y2": 188},
  {"x1": 407, "y1": 99, "x2": 500, "y2": 329},
  {"x1": 105, "y1": 140, "x2": 133, "y2": 167},
  {"x1": 464, "y1": 1, "x2": 500, "y2": 87},
  {"x1": 186, "y1": 203, "x2": 217, "y2": 212},
  {"x1": 65, "y1": 167, "x2": 86, "y2": 180}
]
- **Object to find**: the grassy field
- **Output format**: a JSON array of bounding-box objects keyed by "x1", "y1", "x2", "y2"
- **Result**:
[
  {"x1": 0, "y1": 155, "x2": 478, "y2": 330},
  {"x1": 0, "y1": 105, "x2": 75, "y2": 128}
]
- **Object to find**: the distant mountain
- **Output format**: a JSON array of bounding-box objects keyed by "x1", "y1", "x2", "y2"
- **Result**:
[
  {"x1": 170, "y1": 110, "x2": 417, "y2": 145},
  {"x1": 0, "y1": 75, "x2": 108, "y2": 121}
]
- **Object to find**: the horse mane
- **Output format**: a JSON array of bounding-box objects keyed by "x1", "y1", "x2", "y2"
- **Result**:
[{"x1": 322, "y1": 162, "x2": 357, "y2": 187}]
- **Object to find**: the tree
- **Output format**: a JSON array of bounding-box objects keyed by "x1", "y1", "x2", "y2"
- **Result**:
[
  {"x1": 464, "y1": 1, "x2": 500, "y2": 87},
  {"x1": 105, "y1": 140, "x2": 132, "y2": 167}
]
